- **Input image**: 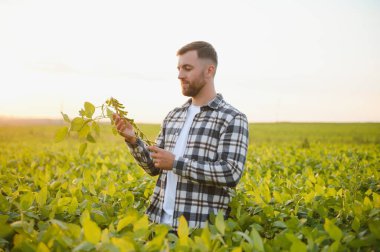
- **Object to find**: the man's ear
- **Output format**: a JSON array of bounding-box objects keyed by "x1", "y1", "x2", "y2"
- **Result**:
[{"x1": 207, "y1": 64, "x2": 216, "y2": 77}]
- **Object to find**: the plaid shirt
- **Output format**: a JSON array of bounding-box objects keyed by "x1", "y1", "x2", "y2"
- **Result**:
[{"x1": 127, "y1": 93, "x2": 249, "y2": 231}]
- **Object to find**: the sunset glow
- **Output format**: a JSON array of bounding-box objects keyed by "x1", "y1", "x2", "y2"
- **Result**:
[{"x1": 0, "y1": 0, "x2": 379, "y2": 123}]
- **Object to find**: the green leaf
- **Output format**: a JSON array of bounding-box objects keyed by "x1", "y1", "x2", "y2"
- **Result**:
[
  {"x1": 57, "y1": 197, "x2": 71, "y2": 207},
  {"x1": 101, "y1": 228, "x2": 110, "y2": 244},
  {"x1": 80, "y1": 209, "x2": 91, "y2": 226},
  {"x1": 0, "y1": 215, "x2": 8, "y2": 224},
  {"x1": 351, "y1": 217, "x2": 360, "y2": 233},
  {"x1": 329, "y1": 240, "x2": 341, "y2": 252},
  {"x1": 79, "y1": 109, "x2": 86, "y2": 117},
  {"x1": 111, "y1": 237, "x2": 135, "y2": 251},
  {"x1": 55, "y1": 126, "x2": 68, "y2": 142},
  {"x1": 273, "y1": 221, "x2": 287, "y2": 229},
  {"x1": 117, "y1": 210, "x2": 138, "y2": 232},
  {"x1": 84, "y1": 102, "x2": 95, "y2": 118},
  {"x1": 89, "y1": 184, "x2": 97, "y2": 195},
  {"x1": 290, "y1": 240, "x2": 307, "y2": 252},
  {"x1": 86, "y1": 134, "x2": 96, "y2": 143},
  {"x1": 107, "y1": 183, "x2": 116, "y2": 197},
  {"x1": 234, "y1": 231, "x2": 254, "y2": 246},
  {"x1": 36, "y1": 187, "x2": 48, "y2": 207},
  {"x1": 369, "y1": 208, "x2": 380, "y2": 218},
  {"x1": 79, "y1": 143, "x2": 87, "y2": 156},
  {"x1": 250, "y1": 227, "x2": 264, "y2": 252},
  {"x1": 145, "y1": 225, "x2": 168, "y2": 251},
  {"x1": 286, "y1": 233, "x2": 307, "y2": 252},
  {"x1": 37, "y1": 242, "x2": 50, "y2": 252},
  {"x1": 50, "y1": 219, "x2": 68, "y2": 230},
  {"x1": 0, "y1": 222, "x2": 13, "y2": 238},
  {"x1": 0, "y1": 194, "x2": 9, "y2": 212},
  {"x1": 83, "y1": 169, "x2": 93, "y2": 185},
  {"x1": 215, "y1": 211, "x2": 225, "y2": 235},
  {"x1": 20, "y1": 192, "x2": 34, "y2": 211},
  {"x1": 125, "y1": 191, "x2": 134, "y2": 206},
  {"x1": 200, "y1": 223, "x2": 211, "y2": 249},
  {"x1": 133, "y1": 215, "x2": 149, "y2": 235},
  {"x1": 11, "y1": 220, "x2": 33, "y2": 234},
  {"x1": 73, "y1": 241, "x2": 95, "y2": 252},
  {"x1": 368, "y1": 220, "x2": 380, "y2": 239},
  {"x1": 68, "y1": 223, "x2": 81, "y2": 238},
  {"x1": 107, "y1": 108, "x2": 114, "y2": 119},
  {"x1": 83, "y1": 219, "x2": 101, "y2": 244},
  {"x1": 78, "y1": 124, "x2": 91, "y2": 138},
  {"x1": 71, "y1": 117, "x2": 85, "y2": 132},
  {"x1": 92, "y1": 121, "x2": 100, "y2": 136},
  {"x1": 178, "y1": 215, "x2": 189, "y2": 239},
  {"x1": 61, "y1": 112, "x2": 70, "y2": 123},
  {"x1": 324, "y1": 218, "x2": 342, "y2": 241}
]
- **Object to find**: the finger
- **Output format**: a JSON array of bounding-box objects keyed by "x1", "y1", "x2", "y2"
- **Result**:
[
  {"x1": 116, "y1": 120, "x2": 125, "y2": 130},
  {"x1": 150, "y1": 152, "x2": 159, "y2": 159},
  {"x1": 154, "y1": 161, "x2": 160, "y2": 168},
  {"x1": 148, "y1": 146, "x2": 160, "y2": 152},
  {"x1": 118, "y1": 126, "x2": 126, "y2": 135},
  {"x1": 115, "y1": 117, "x2": 120, "y2": 125},
  {"x1": 115, "y1": 121, "x2": 125, "y2": 132},
  {"x1": 113, "y1": 113, "x2": 120, "y2": 122},
  {"x1": 116, "y1": 123, "x2": 122, "y2": 132}
]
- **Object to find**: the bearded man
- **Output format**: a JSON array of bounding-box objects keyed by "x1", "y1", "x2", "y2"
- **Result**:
[{"x1": 113, "y1": 41, "x2": 249, "y2": 231}]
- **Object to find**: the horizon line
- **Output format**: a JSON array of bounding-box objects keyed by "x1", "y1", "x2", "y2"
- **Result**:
[{"x1": 0, "y1": 116, "x2": 379, "y2": 125}]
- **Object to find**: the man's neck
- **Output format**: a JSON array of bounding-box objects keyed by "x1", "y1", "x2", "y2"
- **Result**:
[{"x1": 191, "y1": 83, "x2": 217, "y2": 107}]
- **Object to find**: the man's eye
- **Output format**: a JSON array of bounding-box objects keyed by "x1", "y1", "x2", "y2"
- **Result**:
[{"x1": 177, "y1": 65, "x2": 193, "y2": 71}]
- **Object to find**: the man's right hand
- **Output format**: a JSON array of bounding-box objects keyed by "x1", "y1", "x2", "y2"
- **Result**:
[{"x1": 113, "y1": 114, "x2": 137, "y2": 145}]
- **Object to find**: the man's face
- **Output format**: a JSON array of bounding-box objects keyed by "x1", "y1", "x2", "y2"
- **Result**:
[{"x1": 177, "y1": 50, "x2": 207, "y2": 97}]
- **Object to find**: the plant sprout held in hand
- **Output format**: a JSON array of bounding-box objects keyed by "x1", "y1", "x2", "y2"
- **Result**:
[{"x1": 55, "y1": 97, "x2": 154, "y2": 156}]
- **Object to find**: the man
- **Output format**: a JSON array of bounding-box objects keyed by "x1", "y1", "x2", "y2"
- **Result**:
[{"x1": 113, "y1": 41, "x2": 249, "y2": 231}]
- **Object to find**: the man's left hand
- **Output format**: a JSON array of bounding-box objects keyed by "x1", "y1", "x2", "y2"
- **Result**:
[{"x1": 148, "y1": 146, "x2": 175, "y2": 170}]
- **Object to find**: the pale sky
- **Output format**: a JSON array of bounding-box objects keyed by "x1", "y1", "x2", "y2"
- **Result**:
[{"x1": 0, "y1": 0, "x2": 379, "y2": 123}]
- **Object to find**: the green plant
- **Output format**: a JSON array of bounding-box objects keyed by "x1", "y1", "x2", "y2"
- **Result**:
[
  {"x1": 55, "y1": 97, "x2": 154, "y2": 155},
  {"x1": 1, "y1": 123, "x2": 379, "y2": 251}
]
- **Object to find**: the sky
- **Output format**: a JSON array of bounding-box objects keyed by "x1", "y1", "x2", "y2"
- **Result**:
[{"x1": 0, "y1": 0, "x2": 379, "y2": 123}]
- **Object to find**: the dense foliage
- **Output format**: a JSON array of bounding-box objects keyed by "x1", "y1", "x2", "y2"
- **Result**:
[{"x1": 0, "y1": 123, "x2": 379, "y2": 251}]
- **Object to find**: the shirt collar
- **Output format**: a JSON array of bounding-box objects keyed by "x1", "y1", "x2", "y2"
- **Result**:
[{"x1": 181, "y1": 93, "x2": 224, "y2": 110}]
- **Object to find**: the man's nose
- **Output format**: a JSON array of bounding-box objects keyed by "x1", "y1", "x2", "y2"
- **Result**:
[{"x1": 177, "y1": 70, "x2": 185, "y2": 80}]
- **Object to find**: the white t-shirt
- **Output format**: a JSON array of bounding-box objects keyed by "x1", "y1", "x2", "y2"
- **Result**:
[{"x1": 161, "y1": 104, "x2": 200, "y2": 225}]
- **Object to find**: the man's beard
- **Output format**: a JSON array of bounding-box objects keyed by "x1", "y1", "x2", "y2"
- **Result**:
[{"x1": 181, "y1": 75, "x2": 207, "y2": 97}]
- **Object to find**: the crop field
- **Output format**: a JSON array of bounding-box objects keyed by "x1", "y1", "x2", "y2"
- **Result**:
[{"x1": 0, "y1": 123, "x2": 379, "y2": 251}]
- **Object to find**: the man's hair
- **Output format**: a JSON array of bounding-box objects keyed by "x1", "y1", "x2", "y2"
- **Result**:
[{"x1": 177, "y1": 41, "x2": 218, "y2": 67}]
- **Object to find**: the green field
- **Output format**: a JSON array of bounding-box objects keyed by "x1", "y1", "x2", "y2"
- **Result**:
[{"x1": 0, "y1": 123, "x2": 379, "y2": 251}]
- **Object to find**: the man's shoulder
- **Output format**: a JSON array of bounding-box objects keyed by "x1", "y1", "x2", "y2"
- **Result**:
[
  {"x1": 162, "y1": 106, "x2": 185, "y2": 122},
  {"x1": 208, "y1": 93, "x2": 246, "y2": 119},
  {"x1": 218, "y1": 99, "x2": 247, "y2": 121}
]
